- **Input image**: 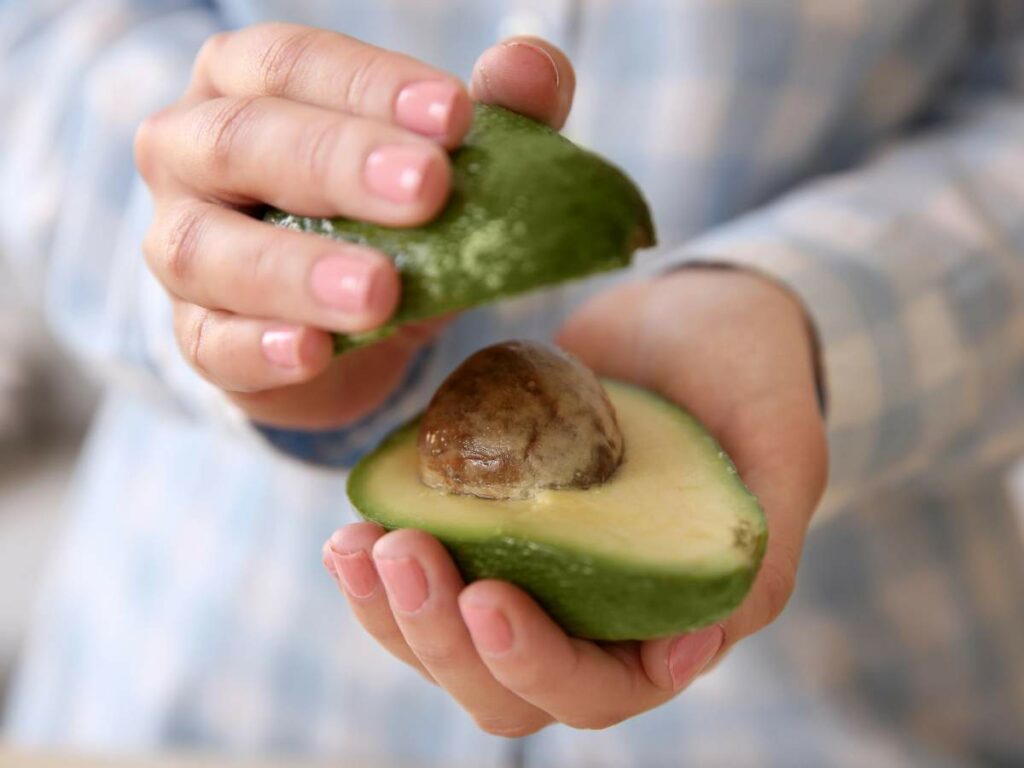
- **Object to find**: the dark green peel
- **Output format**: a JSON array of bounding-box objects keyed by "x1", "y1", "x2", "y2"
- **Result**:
[{"x1": 265, "y1": 104, "x2": 656, "y2": 353}]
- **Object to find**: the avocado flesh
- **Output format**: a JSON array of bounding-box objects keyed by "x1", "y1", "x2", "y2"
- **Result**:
[
  {"x1": 348, "y1": 382, "x2": 767, "y2": 640},
  {"x1": 266, "y1": 104, "x2": 656, "y2": 353}
]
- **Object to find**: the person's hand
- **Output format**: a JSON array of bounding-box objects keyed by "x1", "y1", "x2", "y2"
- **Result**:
[
  {"x1": 323, "y1": 267, "x2": 827, "y2": 735},
  {"x1": 135, "y1": 24, "x2": 575, "y2": 428}
]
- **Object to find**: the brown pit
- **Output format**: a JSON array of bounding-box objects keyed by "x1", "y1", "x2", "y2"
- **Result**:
[{"x1": 417, "y1": 340, "x2": 624, "y2": 499}]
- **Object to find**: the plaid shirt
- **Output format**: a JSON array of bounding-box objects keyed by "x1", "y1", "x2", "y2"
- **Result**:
[{"x1": 3, "y1": 1, "x2": 1024, "y2": 765}]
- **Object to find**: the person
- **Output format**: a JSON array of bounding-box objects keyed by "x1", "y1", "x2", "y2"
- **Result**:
[{"x1": 2, "y1": 1, "x2": 1023, "y2": 765}]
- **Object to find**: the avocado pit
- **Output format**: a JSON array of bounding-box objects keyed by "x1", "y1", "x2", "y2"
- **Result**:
[{"x1": 417, "y1": 341, "x2": 625, "y2": 499}]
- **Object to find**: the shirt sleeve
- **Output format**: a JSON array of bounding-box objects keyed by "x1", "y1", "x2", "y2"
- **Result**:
[
  {"x1": 0, "y1": 1, "x2": 434, "y2": 465},
  {"x1": 659, "y1": 90, "x2": 1024, "y2": 518}
]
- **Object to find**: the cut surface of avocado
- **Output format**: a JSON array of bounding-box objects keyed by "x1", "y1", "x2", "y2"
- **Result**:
[
  {"x1": 348, "y1": 381, "x2": 766, "y2": 640},
  {"x1": 266, "y1": 104, "x2": 656, "y2": 353}
]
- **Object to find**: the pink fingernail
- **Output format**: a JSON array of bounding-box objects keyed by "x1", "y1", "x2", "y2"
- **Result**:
[
  {"x1": 309, "y1": 251, "x2": 379, "y2": 314},
  {"x1": 668, "y1": 625, "x2": 724, "y2": 690},
  {"x1": 330, "y1": 548, "x2": 379, "y2": 600},
  {"x1": 364, "y1": 144, "x2": 435, "y2": 204},
  {"x1": 502, "y1": 40, "x2": 561, "y2": 87},
  {"x1": 261, "y1": 325, "x2": 301, "y2": 368},
  {"x1": 376, "y1": 556, "x2": 429, "y2": 613},
  {"x1": 395, "y1": 81, "x2": 460, "y2": 138},
  {"x1": 322, "y1": 541, "x2": 338, "y2": 578},
  {"x1": 461, "y1": 601, "x2": 514, "y2": 656}
]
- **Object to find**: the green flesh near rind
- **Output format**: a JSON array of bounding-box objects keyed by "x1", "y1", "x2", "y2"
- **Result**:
[
  {"x1": 266, "y1": 104, "x2": 656, "y2": 354},
  {"x1": 347, "y1": 382, "x2": 767, "y2": 640}
]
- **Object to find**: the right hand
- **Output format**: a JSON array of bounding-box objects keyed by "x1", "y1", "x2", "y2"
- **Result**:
[{"x1": 135, "y1": 23, "x2": 575, "y2": 428}]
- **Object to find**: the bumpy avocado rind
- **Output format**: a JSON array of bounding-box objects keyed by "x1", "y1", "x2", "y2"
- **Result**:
[
  {"x1": 347, "y1": 382, "x2": 767, "y2": 641},
  {"x1": 265, "y1": 104, "x2": 656, "y2": 353}
]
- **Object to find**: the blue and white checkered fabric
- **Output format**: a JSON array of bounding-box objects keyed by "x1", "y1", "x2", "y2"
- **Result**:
[{"x1": 3, "y1": 1, "x2": 1024, "y2": 765}]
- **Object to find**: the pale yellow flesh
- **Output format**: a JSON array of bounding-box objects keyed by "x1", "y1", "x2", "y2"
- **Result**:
[{"x1": 360, "y1": 383, "x2": 758, "y2": 570}]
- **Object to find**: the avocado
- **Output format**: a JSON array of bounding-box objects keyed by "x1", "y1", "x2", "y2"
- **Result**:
[
  {"x1": 347, "y1": 342, "x2": 767, "y2": 641},
  {"x1": 266, "y1": 104, "x2": 656, "y2": 353}
]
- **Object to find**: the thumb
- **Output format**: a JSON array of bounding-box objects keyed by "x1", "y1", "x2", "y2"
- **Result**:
[{"x1": 469, "y1": 37, "x2": 576, "y2": 129}]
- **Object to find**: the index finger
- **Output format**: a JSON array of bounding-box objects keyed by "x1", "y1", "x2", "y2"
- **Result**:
[
  {"x1": 189, "y1": 23, "x2": 473, "y2": 148},
  {"x1": 458, "y1": 580, "x2": 677, "y2": 729}
]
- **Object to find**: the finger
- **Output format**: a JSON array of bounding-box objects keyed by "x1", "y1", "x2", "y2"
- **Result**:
[
  {"x1": 190, "y1": 24, "x2": 473, "y2": 148},
  {"x1": 372, "y1": 530, "x2": 552, "y2": 738},
  {"x1": 323, "y1": 523, "x2": 434, "y2": 683},
  {"x1": 172, "y1": 300, "x2": 332, "y2": 393},
  {"x1": 638, "y1": 624, "x2": 728, "y2": 694},
  {"x1": 145, "y1": 202, "x2": 399, "y2": 334},
  {"x1": 228, "y1": 332, "x2": 423, "y2": 429},
  {"x1": 470, "y1": 37, "x2": 576, "y2": 129},
  {"x1": 458, "y1": 580, "x2": 678, "y2": 729},
  {"x1": 138, "y1": 96, "x2": 450, "y2": 224}
]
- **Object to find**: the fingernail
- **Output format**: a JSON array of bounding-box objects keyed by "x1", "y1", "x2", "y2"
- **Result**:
[
  {"x1": 261, "y1": 325, "x2": 301, "y2": 368},
  {"x1": 376, "y1": 556, "x2": 428, "y2": 613},
  {"x1": 503, "y1": 40, "x2": 560, "y2": 87},
  {"x1": 364, "y1": 144, "x2": 435, "y2": 204},
  {"x1": 330, "y1": 548, "x2": 379, "y2": 600},
  {"x1": 668, "y1": 625, "x2": 724, "y2": 690},
  {"x1": 309, "y1": 251, "x2": 379, "y2": 314},
  {"x1": 461, "y1": 601, "x2": 514, "y2": 656},
  {"x1": 395, "y1": 81, "x2": 460, "y2": 138},
  {"x1": 321, "y1": 540, "x2": 338, "y2": 578}
]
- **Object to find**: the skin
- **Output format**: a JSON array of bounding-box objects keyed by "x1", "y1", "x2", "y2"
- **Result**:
[{"x1": 137, "y1": 24, "x2": 827, "y2": 736}]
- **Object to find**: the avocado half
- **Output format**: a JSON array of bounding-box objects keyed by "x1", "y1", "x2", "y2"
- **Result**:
[
  {"x1": 266, "y1": 104, "x2": 656, "y2": 353},
  {"x1": 348, "y1": 380, "x2": 767, "y2": 641}
]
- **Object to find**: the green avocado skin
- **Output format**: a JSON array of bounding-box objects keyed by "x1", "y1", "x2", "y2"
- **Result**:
[
  {"x1": 347, "y1": 385, "x2": 768, "y2": 642},
  {"x1": 266, "y1": 104, "x2": 656, "y2": 353},
  {"x1": 444, "y1": 535, "x2": 759, "y2": 641}
]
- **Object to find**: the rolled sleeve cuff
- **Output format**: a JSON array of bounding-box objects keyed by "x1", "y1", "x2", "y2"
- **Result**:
[{"x1": 237, "y1": 345, "x2": 437, "y2": 469}]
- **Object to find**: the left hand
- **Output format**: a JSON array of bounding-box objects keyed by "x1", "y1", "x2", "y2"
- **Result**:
[{"x1": 323, "y1": 267, "x2": 828, "y2": 736}]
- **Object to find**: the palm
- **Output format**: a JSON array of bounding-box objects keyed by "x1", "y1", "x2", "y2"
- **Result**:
[
  {"x1": 557, "y1": 269, "x2": 827, "y2": 644},
  {"x1": 325, "y1": 268, "x2": 827, "y2": 735}
]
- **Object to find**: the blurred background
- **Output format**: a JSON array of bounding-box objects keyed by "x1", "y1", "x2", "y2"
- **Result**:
[{"x1": 0, "y1": 264, "x2": 97, "y2": 720}]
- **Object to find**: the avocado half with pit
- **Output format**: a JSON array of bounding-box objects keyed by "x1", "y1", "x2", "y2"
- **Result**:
[
  {"x1": 348, "y1": 341, "x2": 767, "y2": 641},
  {"x1": 266, "y1": 104, "x2": 655, "y2": 353}
]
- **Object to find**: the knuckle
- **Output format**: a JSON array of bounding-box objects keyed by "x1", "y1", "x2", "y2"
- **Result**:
[
  {"x1": 473, "y1": 715, "x2": 541, "y2": 739},
  {"x1": 561, "y1": 709, "x2": 624, "y2": 731},
  {"x1": 200, "y1": 96, "x2": 261, "y2": 173},
  {"x1": 141, "y1": 225, "x2": 162, "y2": 273},
  {"x1": 194, "y1": 31, "x2": 231, "y2": 74},
  {"x1": 411, "y1": 641, "x2": 459, "y2": 668},
  {"x1": 247, "y1": 230, "x2": 282, "y2": 293},
  {"x1": 155, "y1": 203, "x2": 212, "y2": 286},
  {"x1": 373, "y1": 625, "x2": 411, "y2": 652},
  {"x1": 193, "y1": 32, "x2": 230, "y2": 68},
  {"x1": 256, "y1": 28, "x2": 318, "y2": 96},
  {"x1": 298, "y1": 119, "x2": 346, "y2": 189},
  {"x1": 507, "y1": 660, "x2": 559, "y2": 700},
  {"x1": 342, "y1": 47, "x2": 386, "y2": 113},
  {"x1": 178, "y1": 307, "x2": 215, "y2": 380},
  {"x1": 133, "y1": 111, "x2": 165, "y2": 183},
  {"x1": 510, "y1": 647, "x2": 579, "y2": 700}
]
